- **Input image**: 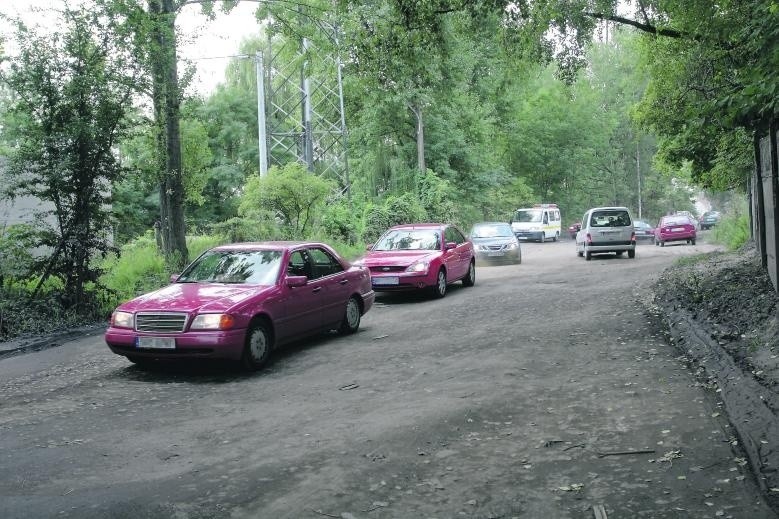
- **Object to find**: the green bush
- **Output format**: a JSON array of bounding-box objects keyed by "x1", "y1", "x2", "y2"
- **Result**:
[{"x1": 711, "y1": 212, "x2": 750, "y2": 250}]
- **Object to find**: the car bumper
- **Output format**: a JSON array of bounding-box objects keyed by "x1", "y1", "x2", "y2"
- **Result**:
[
  {"x1": 474, "y1": 249, "x2": 521, "y2": 265},
  {"x1": 515, "y1": 231, "x2": 543, "y2": 241},
  {"x1": 657, "y1": 232, "x2": 696, "y2": 242},
  {"x1": 587, "y1": 240, "x2": 636, "y2": 252},
  {"x1": 370, "y1": 271, "x2": 437, "y2": 291},
  {"x1": 105, "y1": 327, "x2": 247, "y2": 360}
]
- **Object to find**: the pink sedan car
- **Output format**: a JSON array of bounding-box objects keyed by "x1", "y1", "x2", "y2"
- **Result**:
[
  {"x1": 105, "y1": 242, "x2": 374, "y2": 370},
  {"x1": 355, "y1": 223, "x2": 476, "y2": 298},
  {"x1": 654, "y1": 215, "x2": 697, "y2": 246}
]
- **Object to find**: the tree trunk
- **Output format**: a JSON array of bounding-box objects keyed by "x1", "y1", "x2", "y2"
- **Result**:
[{"x1": 148, "y1": 0, "x2": 188, "y2": 270}]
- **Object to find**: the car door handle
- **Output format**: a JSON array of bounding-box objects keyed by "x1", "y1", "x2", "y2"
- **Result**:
[
  {"x1": 339, "y1": 279, "x2": 348, "y2": 285},
  {"x1": 312, "y1": 287, "x2": 322, "y2": 293}
]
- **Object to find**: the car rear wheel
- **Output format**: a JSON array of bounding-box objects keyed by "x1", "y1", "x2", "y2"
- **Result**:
[
  {"x1": 577, "y1": 250, "x2": 583, "y2": 257},
  {"x1": 628, "y1": 249, "x2": 636, "y2": 259},
  {"x1": 242, "y1": 321, "x2": 272, "y2": 371},
  {"x1": 432, "y1": 269, "x2": 447, "y2": 298},
  {"x1": 691, "y1": 238, "x2": 696, "y2": 245},
  {"x1": 339, "y1": 296, "x2": 362, "y2": 334},
  {"x1": 462, "y1": 261, "x2": 476, "y2": 287},
  {"x1": 585, "y1": 248, "x2": 592, "y2": 261},
  {"x1": 660, "y1": 241, "x2": 665, "y2": 247},
  {"x1": 552, "y1": 232, "x2": 558, "y2": 242}
]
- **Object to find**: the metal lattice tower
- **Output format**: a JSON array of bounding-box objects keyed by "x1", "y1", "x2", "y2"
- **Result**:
[{"x1": 256, "y1": 23, "x2": 350, "y2": 197}]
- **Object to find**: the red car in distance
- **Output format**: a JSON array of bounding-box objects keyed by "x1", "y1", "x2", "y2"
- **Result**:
[
  {"x1": 355, "y1": 223, "x2": 476, "y2": 298},
  {"x1": 654, "y1": 215, "x2": 697, "y2": 247},
  {"x1": 105, "y1": 242, "x2": 374, "y2": 370}
]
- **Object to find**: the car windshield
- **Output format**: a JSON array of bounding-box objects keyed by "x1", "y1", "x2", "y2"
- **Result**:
[
  {"x1": 470, "y1": 223, "x2": 514, "y2": 238},
  {"x1": 514, "y1": 210, "x2": 542, "y2": 223},
  {"x1": 177, "y1": 250, "x2": 283, "y2": 284},
  {"x1": 373, "y1": 229, "x2": 441, "y2": 251},
  {"x1": 590, "y1": 210, "x2": 631, "y2": 228}
]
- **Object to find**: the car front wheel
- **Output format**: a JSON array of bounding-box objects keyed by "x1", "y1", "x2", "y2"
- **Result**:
[
  {"x1": 339, "y1": 296, "x2": 362, "y2": 334},
  {"x1": 462, "y1": 261, "x2": 475, "y2": 287},
  {"x1": 432, "y1": 269, "x2": 447, "y2": 298},
  {"x1": 628, "y1": 249, "x2": 636, "y2": 259},
  {"x1": 242, "y1": 321, "x2": 272, "y2": 371}
]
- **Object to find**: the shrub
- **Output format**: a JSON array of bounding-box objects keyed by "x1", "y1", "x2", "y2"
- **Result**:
[{"x1": 712, "y1": 212, "x2": 750, "y2": 250}]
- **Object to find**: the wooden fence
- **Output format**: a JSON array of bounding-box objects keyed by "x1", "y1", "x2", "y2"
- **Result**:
[{"x1": 753, "y1": 122, "x2": 779, "y2": 291}]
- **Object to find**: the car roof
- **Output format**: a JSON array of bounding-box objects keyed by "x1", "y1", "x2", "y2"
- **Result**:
[
  {"x1": 588, "y1": 206, "x2": 630, "y2": 212},
  {"x1": 389, "y1": 223, "x2": 448, "y2": 230},
  {"x1": 211, "y1": 241, "x2": 329, "y2": 251}
]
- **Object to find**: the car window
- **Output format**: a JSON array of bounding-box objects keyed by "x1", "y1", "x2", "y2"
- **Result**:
[
  {"x1": 374, "y1": 229, "x2": 441, "y2": 251},
  {"x1": 307, "y1": 247, "x2": 343, "y2": 279},
  {"x1": 449, "y1": 226, "x2": 466, "y2": 244},
  {"x1": 515, "y1": 209, "x2": 543, "y2": 223},
  {"x1": 287, "y1": 250, "x2": 311, "y2": 278}
]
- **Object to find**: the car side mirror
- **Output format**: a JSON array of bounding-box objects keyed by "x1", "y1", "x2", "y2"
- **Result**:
[
  {"x1": 169, "y1": 273, "x2": 180, "y2": 283},
  {"x1": 445, "y1": 242, "x2": 457, "y2": 250},
  {"x1": 286, "y1": 275, "x2": 308, "y2": 288}
]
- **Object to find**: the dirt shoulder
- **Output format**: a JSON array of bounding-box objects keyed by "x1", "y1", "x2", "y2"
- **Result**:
[{"x1": 652, "y1": 243, "x2": 779, "y2": 508}]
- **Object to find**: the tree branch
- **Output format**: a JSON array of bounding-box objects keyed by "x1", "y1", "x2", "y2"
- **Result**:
[{"x1": 583, "y1": 12, "x2": 688, "y2": 40}]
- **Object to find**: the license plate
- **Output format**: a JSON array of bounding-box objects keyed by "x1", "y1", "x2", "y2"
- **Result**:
[
  {"x1": 372, "y1": 276, "x2": 399, "y2": 286},
  {"x1": 487, "y1": 251, "x2": 505, "y2": 257},
  {"x1": 672, "y1": 227, "x2": 685, "y2": 232},
  {"x1": 137, "y1": 337, "x2": 176, "y2": 349}
]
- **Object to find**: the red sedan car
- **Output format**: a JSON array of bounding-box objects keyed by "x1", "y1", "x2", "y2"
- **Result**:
[
  {"x1": 356, "y1": 223, "x2": 476, "y2": 298},
  {"x1": 105, "y1": 242, "x2": 375, "y2": 370},
  {"x1": 654, "y1": 215, "x2": 697, "y2": 247}
]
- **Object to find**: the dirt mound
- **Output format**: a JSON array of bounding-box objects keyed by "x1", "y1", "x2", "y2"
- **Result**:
[{"x1": 652, "y1": 243, "x2": 779, "y2": 508}]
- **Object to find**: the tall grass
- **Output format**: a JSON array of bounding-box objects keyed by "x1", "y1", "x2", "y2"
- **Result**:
[{"x1": 711, "y1": 211, "x2": 750, "y2": 251}]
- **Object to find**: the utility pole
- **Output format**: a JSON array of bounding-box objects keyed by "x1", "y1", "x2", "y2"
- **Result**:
[
  {"x1": 637, "y1": 138, "x2": 642, "y2": 219},
  {"x1": 256, "y1": 50, "x2": 268, "y2": 177}
]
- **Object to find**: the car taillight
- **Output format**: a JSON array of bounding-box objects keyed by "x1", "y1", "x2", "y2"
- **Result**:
[
  {"x1": 630, "y1": 232, "x2": 636, "y2": 241},
  {"x1": 586, "y1": 233, "x2": 592, "y2": 244}
]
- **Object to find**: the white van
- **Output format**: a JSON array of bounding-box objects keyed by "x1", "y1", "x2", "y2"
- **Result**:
[
  {"x1": 575, "y1": 206, "x2": 636, "y2": 260},
  {"x1": 510, "y1": 204, "x2": 562, "y2": 242}
]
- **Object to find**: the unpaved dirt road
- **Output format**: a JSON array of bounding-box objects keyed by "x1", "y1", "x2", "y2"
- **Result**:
[{"x1": 1, "y1": 238, "x2": 776, "y2": 519}]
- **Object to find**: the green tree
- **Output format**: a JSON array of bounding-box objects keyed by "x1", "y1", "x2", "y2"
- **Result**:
[
  {"x1": 0, "y1": 6, "x2": 142, "y2": 306},
  {"x1": 239, "y1": 162, "x2": 335, "y2": 238}
]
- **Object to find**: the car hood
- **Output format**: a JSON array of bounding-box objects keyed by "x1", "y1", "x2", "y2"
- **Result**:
[
  {"x1": 471, "y1": 237, "x2": 517, "y2": 246},
  {"x1": 361, "y1": 250, "x2": 441, "y2": 267},
  {"x1": 117, "y1": 283, "x2": 274, "y2": 314}
]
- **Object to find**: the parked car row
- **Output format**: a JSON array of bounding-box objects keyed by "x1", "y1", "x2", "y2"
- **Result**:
[{"x1": 105, "y1": 222, "x2": 490, "y2": 371}]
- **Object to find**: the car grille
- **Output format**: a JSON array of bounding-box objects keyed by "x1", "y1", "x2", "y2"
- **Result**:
[
  {"x1": 136, "y1": 313, "x2": 188, "y2": 332},
  {"x1": 369, "y1": 266, "x2": 406, "y2": 273},
  {"x1": 480, "y1": 244, "x2": 508, "y2": 251}
]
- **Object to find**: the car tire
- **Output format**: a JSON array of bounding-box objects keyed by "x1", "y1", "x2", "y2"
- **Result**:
[
  {"x1": 552, "y1": 232, "x2": 558, "y2": 242},
  {"x1": 462, "y1": 261, "x2": 476, "y2": 287},
  {"x1": 585, "y1": 248, "x2": 592, "y2": 261},
  {"x1": 432, "y1": 269, "x2": 447, "y2": 298},
  {"x1": 691, "y1": 239, "x2": 696, "y2": 245},
  {"x1": 517, "y1": 248, "x2": 522, "y2": 264},
  {"x1": 577, "y1": 250, "x2": 583, "y2": 257},
  {"x1": 241, "y1": 321, "x2": 272, "y2": 371},
  {"x1": 339, "y1": 296, "x2": 362, "y2": 334},
  {"x1": 660, "y1": 241, "x2": 665, "y2": 247},
  {"x1": 628, "y1": 249, "x2": 636, "y2": 259}
]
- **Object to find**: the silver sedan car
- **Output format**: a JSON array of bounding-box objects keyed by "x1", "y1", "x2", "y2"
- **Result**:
[{"x1": 469, "y1": 222, "x2": 522, "y2": 265}]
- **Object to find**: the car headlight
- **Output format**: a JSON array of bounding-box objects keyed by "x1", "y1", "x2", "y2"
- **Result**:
[
  {"x1": 111, "y1": 311, "x2": 134, "y2": 329},
  {"x1": 190, "y1": 313, "x2": 236, "y2": 330},
  {"x1": 505, "y1": 242, "x2": 518, "y2": 250},
  {"x1": 406, "y1": 261, "x2": 430, "y2": 274}
]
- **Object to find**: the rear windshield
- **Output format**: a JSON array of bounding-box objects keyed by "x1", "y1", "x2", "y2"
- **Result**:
[
  {"x1": 662, "y1": 217, "x2": 690, "y2": 226},
  {"x1": 590, "y1": 210, "x2": 632, "y2": 228}
]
